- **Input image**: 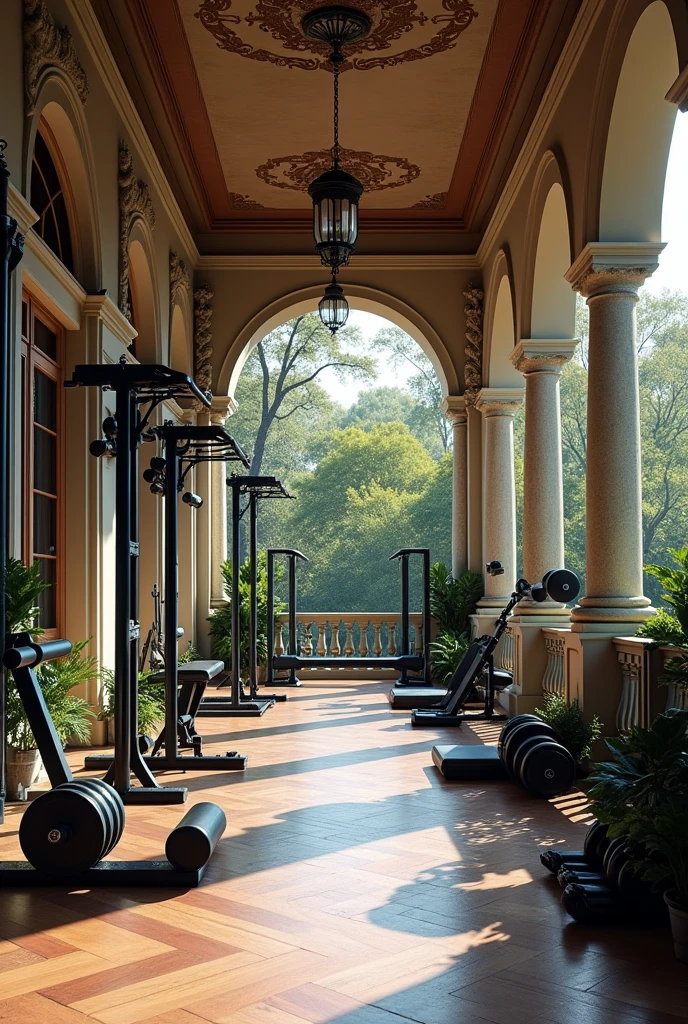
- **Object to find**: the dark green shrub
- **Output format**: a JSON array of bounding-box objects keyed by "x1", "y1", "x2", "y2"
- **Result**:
[{"x1": 534, "y1": 692, "x2": 601, "y2": 763}]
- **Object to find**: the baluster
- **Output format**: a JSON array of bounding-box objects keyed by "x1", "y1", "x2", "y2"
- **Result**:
[
  {"x1": 275, "y1": 621, "x2": 285, "y2": 657},
  {"x1": 331, "y1": 619, "x2": 341, "y2": 656},
  {"x1": 317, "y1": 619, "x2": 327, "y2": 657},
  {"x1": 388, "y1": 620, "x2": 396, "y2": 655},
  {"x1": 358, "y1": 620, "x2": 369, "y2": 657},
  {"x1": 415, "y1": 621, "x2": 423, "y2": 655},
  {"x1": 345, "y1": 622, "x2": 355, "y2": 658},
  {"x1": 373, "y1": 621, "x2": 382, "y2": 657},
  {"x1": 302, "y1": 622, "x2": 313, "y2": 657}
]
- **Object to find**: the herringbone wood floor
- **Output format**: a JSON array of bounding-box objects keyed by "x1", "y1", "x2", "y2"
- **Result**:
[{"x1": 1, "y1": 677, "x2": 686, "y2": 1024}]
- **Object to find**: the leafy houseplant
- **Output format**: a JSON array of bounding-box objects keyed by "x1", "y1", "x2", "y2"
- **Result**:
[
  {"x1": 428, "y1": 563, "x2": 482, "y2": 683},
  {"x1": 208, "y1": 554, "x2": 285, "y2": 677},
  {"x1": 638, "y1": 549, "x2": 688, "y2": 696},
  {"x1": 587, "y1": 710, "x2": 688, "y2": 961},
  {"x1": 534, "y1": 693, "x2": 601, "y2": 765}
]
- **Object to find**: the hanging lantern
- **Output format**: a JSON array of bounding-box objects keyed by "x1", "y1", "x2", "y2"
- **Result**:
[
  {"x1": 318, "y1": 275, "x2": 349, "y2": 334},
  {"x1": 303, "y1": 7, "x2": 371, "y2": 270}
]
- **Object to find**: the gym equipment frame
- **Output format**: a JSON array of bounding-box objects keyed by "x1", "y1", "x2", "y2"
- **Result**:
[
  {"x1": 0, "y1": 637, "x2": 226, "y2": 887},
  {"x1": 199, "y1": 475, "x2": 293, "y2": 716},
  {"x1": 66, "y1": 360, "x2": 212, "y2": 804},
  {"x1": 0, "y1": 141, "x2": 24, "y2": 825},
  {"x1": 412, "y1": 565, "x2": 580, "y2": 728},
  {"x1": 265, "y1": 547, "x2": 430, "y2": 683}
]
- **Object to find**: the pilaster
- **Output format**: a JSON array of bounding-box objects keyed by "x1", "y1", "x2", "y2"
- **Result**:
[{"x1": 441, "y1": 395, "x2": 467, "y2": 578}]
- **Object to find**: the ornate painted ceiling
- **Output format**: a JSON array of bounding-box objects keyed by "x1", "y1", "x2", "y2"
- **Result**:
[{"x1": 93, "y1": 0, "x2": 578, "y2": 234}]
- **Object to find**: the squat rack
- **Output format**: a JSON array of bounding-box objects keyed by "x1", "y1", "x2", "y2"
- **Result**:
[
  {"x1": 198, "y1": 474, "x2": 292, "y2": 716},
  {"x1": 66, "y1": 360, "x2": 211, "y2": 804}
]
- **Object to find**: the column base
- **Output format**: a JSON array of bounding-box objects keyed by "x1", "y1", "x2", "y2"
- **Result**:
[
  {"x1": 571, "y1": 598, "x2": 654, "y2": 625},
  {"x1": 499, "y1": 684, "x2": 543, "y2": 718}
]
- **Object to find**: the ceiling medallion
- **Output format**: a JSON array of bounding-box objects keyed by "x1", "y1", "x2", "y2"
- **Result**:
[
  {"x1": 256, "y1": 146, "x2": 421, "y2": 192},
  {"x1": 195, "y1": 0, "x2": 478, "y2": 73}
]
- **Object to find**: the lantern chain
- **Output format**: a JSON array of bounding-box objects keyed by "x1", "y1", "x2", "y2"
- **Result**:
[{"x1": 332, "y1": 46, "x2": 341, "y2": 169}]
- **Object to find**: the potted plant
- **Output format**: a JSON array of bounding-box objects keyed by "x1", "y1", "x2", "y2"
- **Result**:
[
  {"x1": 587, "y1": 709, "x2": 688, "y2": 961},
  {"x1": 534, "y1": 692, "x2": 601, "y2": 773},
  {"x1": 638, "y1": 548, "x2": 688, "y2": 697},
  {"x1": 428, "y1": 562, "x2": 482, "y2": 683},
  {"x1": 208, "y1": 553, "x2": 285, "y2": 679}
]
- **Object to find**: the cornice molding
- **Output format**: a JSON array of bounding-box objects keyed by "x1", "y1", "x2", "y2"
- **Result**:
[
  {"x1": 666, "y1": 64, "x2": 688, "y2": 112},
  {"x1": 477, "y1": 0, "x2": 605, "y2": 267},
  {"x1": 196, "y1": 254, "x2": 479, "y2": 271},
  {"x1": 8, "y1": 183, "x2": 39, "y2": 234},
  {"x1": 24, "y1": 229, "x2": 86, "y2": 309},
  {"x1": 82, "y1": 293, "x2": 137, "y2": 346},
  {"x1": 62, "y1": 0, "x2": 199, "y2": 266}
]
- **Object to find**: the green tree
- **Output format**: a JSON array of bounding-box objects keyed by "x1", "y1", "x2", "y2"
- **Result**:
[{"x1": 231, "y1": 313, "x2": 375, "y2": 478}]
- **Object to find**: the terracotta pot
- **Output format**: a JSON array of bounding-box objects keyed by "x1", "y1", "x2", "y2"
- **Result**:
[
  {"x1": 665, "y1": 890, "x2": 688, "y2": 963},
  {"x1": 5, "y1": 747, "x2": 41, "y2": 801}
]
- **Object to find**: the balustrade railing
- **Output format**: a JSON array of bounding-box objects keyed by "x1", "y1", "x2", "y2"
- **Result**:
[
  {"x1": 274, "y1": 612, "x2": 424, "y2": 677},
  {"x1": 542, "y1": 628, "x2": 567, "y2": 698},
  {"x1": 495, "y1": 625, "x2": 514, "y2": 675}
]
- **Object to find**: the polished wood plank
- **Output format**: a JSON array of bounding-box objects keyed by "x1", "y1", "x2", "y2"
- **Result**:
[{"x1": 0, "y1": 676, "x2": 682, "y2": 1024}]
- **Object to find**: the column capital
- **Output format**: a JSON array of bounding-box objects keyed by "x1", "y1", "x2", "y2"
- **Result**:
[
  {"x1": 475, "y1": 387, "x2": 524, "y2": 417},
  {"x1": 440, "y1": 395, "x2": 467, "y2": 423},
  {"x1": 565, "y1": 242, "x2": 665, "y2": 297},
  {"x1": 510, "y1": 338, "x2": 579, "y2": 374},
  {"x1": 209, "y1": 395, "x2": 236, "y2": 426}
]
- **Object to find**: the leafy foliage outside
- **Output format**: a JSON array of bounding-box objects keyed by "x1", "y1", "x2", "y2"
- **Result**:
[
  {"x1": 588, "y1": 710, "x2": 688, "y2": 906},
  {"x1": 534, "y1": 692, "x2": 601, "y2": 763},
  {"x1": 208, "y1": 555, "x2": 285, "y2": 675}
]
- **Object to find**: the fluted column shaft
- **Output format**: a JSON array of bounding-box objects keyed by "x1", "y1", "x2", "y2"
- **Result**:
[
  {"x1": 511, "y1": 339, "x2": 578, "y2": 600},
  {"x1": 566, "y1": 244, "x2": 662, "y2": 625},
  {"x1": 476, "y1": 388, "x2": 524, "y2": 604},
  {"x1": 441, "y1": 395, "x2": 467, "y2": 578}
]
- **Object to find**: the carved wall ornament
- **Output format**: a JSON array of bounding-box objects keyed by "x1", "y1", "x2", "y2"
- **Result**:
[
  {"x1": 229, "y1": 192, "x2": 265, "y2": 210},
  {"x1": 256, "y1": 147, "x2": 420, "y2": 193},
  {"x1": 194, "y1": 284, "x2": 214, "y2": 400},
  {"x1": 23, "y1": 0, "x2": 89, "y2": 115},
  {"x1": 118, "y1": 141, "x2": 156, "y2": 321},
  {"x1": 169, "y1": 251, "x2": 190, "y2": 306},
  {"x1": 411, "y1": 192, "x2": 447, "y2": 210},
  {"x1": 196, "y1": 0, "x2": 478, "y2": 73},
  {"x1": 463, "y1": 282, "x2": 483, "y2": 405}
]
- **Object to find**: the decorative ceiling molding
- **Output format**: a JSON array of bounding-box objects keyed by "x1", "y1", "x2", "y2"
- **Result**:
[
  {"x1": 228, "y1": 192, "x2": 265, "y2": 210},
  {"x1": 195, "y1": 0, "x2": 478, "y2": 73},
  {"x1": 196, "y1": 254, "x2": 479, "y2": 270},
  {"x1": 462, "y1": 283, "x2": 483, "y2": 405},
  {"x1": 412, "y1": 192, "x2": 447, "y2": 210},
  {"x1": 194, "y1": 284, "x2": 214, "y2": 398},
  {"x1": 170, "y1": 250, "x2": 190, "y2": 306},
  {"x1": 63, "y1": 0, "x2": 199, "y2": 264},
  {"x1": 255, "y1": 147, "x2": 421, "y2": 195},
  {"x1": 23, "y1": 0, "x2": 89, "y2": 115},
  {"x1": 118, "y1": 141, "x2": 156, "y2": 320}
]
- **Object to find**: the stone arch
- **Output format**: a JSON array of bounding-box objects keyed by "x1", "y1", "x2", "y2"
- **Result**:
[
  {"x1": 483, "y1": 253, "x2": 521, "y2": 388},
  {"x1": 521, "y1": 152, "x2": 576, "y2": 339},
  {"x1": 219, "y1": 283, "x2": 458, "y2": 400},
  {"x1": 597, "y1": 1, "x2": 680, "y2": 243},
  {"x1": 127, "y1": 219, "x2": 160, "y2": 363},
  {"x1": 169, "y1": 297, "x2": 192, "y2": 375},
  {"x1": 24, "y1": 71, "x2": 102, "y2": 291}
]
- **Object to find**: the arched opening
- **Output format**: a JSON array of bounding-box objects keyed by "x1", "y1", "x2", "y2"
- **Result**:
[
  {"x1": 169, "y1": 303, "x2": 191, "y2": 375},
  {"x1": 127, "y1": 235, "x2": 159, "y2": 363},
  {"x1": 30, "y1": 123, "x2": 76, "y2": 275},
  {"x1": 487, "y1": 275, "x2": 521, "y2": 387},
  {"x1": 599, "y1": 1, "x2": 679, "y2": 242},
  {"x1": 531, "y1": 183, "x2": 576, "y2": 339}
]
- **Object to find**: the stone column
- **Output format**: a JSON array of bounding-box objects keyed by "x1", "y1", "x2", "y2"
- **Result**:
[
  {"x1": 441, "y1": 396, "x2": 467, "y2": 578},
  {"x1": 505, "y1": 340, "x2": 577, "y2": 713},
  {"x1": 566, "y1": 243, "x2": 661, "y2": 626},
  {"x1": 475, "y1": 388, "x2": 524, "y2": 607},
  {"x1": 562, "y1": 243, "x2": 662, "y2": 731}
]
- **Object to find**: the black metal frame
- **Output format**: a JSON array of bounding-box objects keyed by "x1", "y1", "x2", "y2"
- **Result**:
[
  {"x1": 265, "y1": 547, "x2": 431, "y2": 683},
  {"x1": 66, "y1": 361, "x2": 211, "y2": 803},
  {"x1": 0, "y1": 142, "x2": 24, "y2": 825},
  {"x1": 199, "y1": 475, "x2": 292, "y2": 715}
]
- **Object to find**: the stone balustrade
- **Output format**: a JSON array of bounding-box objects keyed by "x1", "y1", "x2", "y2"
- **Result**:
[
  {"x1": 541, "y1": 628, "x2": 567, "y2": 698},
  {"x1": 274, "y1": 612, "x2": 424, "y2": 678}
]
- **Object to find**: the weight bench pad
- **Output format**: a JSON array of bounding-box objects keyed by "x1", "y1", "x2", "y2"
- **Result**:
[{"x1": 149, "y1": 660, "x2": 224, "y2": 683}]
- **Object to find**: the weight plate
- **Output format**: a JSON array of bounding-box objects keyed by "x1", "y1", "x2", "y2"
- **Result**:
[
  {"x1": 602, "y1": 836, "x2": 627, "y2": 878},
  {"x1": 519, "y1": 741, "x2": 575, "y2": 797},
  {"x1": 501, "y1": 720, "x2": 559, "y2": 774},
  {"x1": 19, "y1": 784, "x2": 110, "y2": 876},
  {"x1": 77, "y1": 779, "x2": 125, "y2": 849},
  {"x1": 583, "y1": 821, "x2": 609, "y2": 870},
  {"x1": 67, "y1": 779, "x2": 122, "y2": 858},
  {"x1": 497, "y1": 715, "x2": 542, "y2": 758},
  {"x1": 510, "y1": 733, "x2": 557, "y2": 782}
]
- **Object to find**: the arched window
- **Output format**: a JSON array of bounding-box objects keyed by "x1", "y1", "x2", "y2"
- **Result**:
[{"x1": 30, "y1": 128, "x2": 75, "y2": 274}]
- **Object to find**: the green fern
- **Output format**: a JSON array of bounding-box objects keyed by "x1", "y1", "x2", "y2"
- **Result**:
[{"x1": 534, "y1": 692, "x2": 601, "y2": 763}]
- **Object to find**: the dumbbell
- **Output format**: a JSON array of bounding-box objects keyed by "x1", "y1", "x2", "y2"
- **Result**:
[
  {"x1": 20, "y1": 778, "x2": 125, "y2": 877},
  {"x1": 541, "y1": 819, "x2": 609, "y2": 874}
]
